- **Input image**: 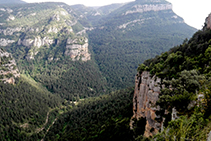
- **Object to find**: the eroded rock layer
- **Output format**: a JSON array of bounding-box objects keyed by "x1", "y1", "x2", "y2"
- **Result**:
[
  {"x1": 0, "y1": 48, "x2": 20, "y2": 84},
  {"x1": 130, "y1": 71, "x2": 161, "y2": 137}
]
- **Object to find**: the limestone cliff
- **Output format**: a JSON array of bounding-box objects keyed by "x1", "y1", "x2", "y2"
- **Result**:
[
  {"x1": 130, "y1": 71, "x2": 162, "y2": 137},
  {"x1": 65, "y1": 37, "x2": 91, "y2": 61},
  {"x1": 124, "y1": 4, "x2": 172, "y2": 15},
  {"x1": 0, "y1": 48, "x2": 20, "y2": 84},
  {"x1": 204, "y1": 13, "x2": 211, "y2": 30}
]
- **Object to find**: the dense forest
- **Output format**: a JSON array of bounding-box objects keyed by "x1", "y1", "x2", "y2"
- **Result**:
[
  {"x1": 45, "y1": 87, "x2": 134, "y2": 141},
  {"x1": 0, "y1": 75, "x2": 64, "y2": 140},
  {"x1": 137, "y1": 26, "x2": 211, "y2": 140},
  {"x1": 0, "y1": 0, "x2": 207, "y2": 140}
]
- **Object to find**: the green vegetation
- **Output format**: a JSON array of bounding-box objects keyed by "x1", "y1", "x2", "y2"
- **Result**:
[
  {"x1": 0, "y1": 1, "x2": 203, "y2": 140},
  {"x1": 0, "y1": 3, "x2": 108, "y2": 99},
  {"x1": 0, "y1": 75, "x2": 64, "y2": 140},
  {"x1": 45, "y1": 87, "x2": 134, "y2": 141},
  {"x1": 135, "y1": 28, "x2": 211, "y2": 140}
]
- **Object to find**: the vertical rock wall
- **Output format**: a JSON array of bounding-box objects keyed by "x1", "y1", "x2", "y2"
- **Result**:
[{"x1": 130, "y1": 71, "x2": 162, "y2": 137}]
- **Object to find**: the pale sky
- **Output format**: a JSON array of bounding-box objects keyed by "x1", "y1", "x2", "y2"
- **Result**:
[{"x1": 23, "y1": 0, "x2": 211, "y2": 29}]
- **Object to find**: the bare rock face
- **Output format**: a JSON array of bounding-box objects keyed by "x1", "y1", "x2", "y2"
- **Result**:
[
  {"x1": 0, "y1": 38, "x2": 15, "y2": 46},
  {"x1": 0, "y1": 27, "x2": 22, "y2": 36},
  {"x1": 130, "y1": 71, "x2": 162, "y2": 137},
  {"x1": 65, "y1": 37, "x2": 91, "y2": 61},
  {"x1": 0, "y1": 49, "x2": 20, "y2": 84},
  {"x1": 20, "y1": 36, "x2": 54, "y2": 48},
  {"x1": 124, "y1": 4, "x2": 172, "y2": 15},
  {"x1": 204, "y1": 13, "x2": 211, "y2": 30}
]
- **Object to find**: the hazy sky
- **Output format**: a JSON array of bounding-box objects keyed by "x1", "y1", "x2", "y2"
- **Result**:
[{"x1": 23, "y1": 0, "x2": 211, "y2": 29}]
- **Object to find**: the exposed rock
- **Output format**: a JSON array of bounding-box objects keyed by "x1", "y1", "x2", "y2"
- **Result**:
[
  {"x1": 7, "y1": 15, "x2": 15, "y2": 21},
  {"x1": 6, "y1": 8, "x2": 13, "y2": 13},
  {"x1": 20, "y1": 36, "x2": 54, "y2": 48},
  {"x1": 76, "y1": 27, "x2": 94, "y2": 36},
  {"x1": 65, "y1": 37, "x2": 91, "y2": 61},
  {"x1": 60, "y1": 11, "x2": 67, "y2": 16},
  {"x1": 19, "y1": 36, "x2": 54, "y2": 60},
  {"x1": 48, "y1": 26, "x2": 59, "y2": 33},
  {"x1": 130, "y1": 71, "x2": 162, "y2": 137},
  {"x1": 124, "y1": 4, "x2": 172, "y2": 15},
  {"x1": 171, "y1": 107, "x2": 178, "y2": 121},
  {"x1": 207, "y1": 131, "x2": 211, "y2": 141},
  {"x1": 0, "y1": 27, "x2": 22, "y2": 36},
  {"x1": 93, "y1": 12, "x2": 101, "y2": 16},
  {"x1": 203, "y1": 13, "x2": 211, "y2": 30},
  {"x1": 0, "y1": 38, "x2": 15, "y2": 46},
  {"x1": 51, "y1": 14, "x2": 60, "y2": 21},
  {"x1": 0, "y1": 49, "x2": 20, "y2": 84},
  {"x1": 118, "y1": 19, "x2": 141, "y2": 29},
  {"x1": 30, "y1": 13, "x2": 36, "y2": 16},
  {"x1": 22, "y1": 39, "x2": 34, "y2": 47},
  {"x1": 0, "y1": 8, "x2": 6, "y2": 12}
]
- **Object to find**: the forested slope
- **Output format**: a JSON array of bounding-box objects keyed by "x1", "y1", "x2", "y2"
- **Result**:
[
  {"x1": 88, "y1": 0, "x2": 196, "y2": 91},
  {"x1": 45, "y1": 88, "x2": 134, "y2": 141},
  {"x1": 0, "y1": 2, "x2": 107, "y2": 99},
  {"x1": 136, "y1": 15, "x2": 211, "y2": 140}
]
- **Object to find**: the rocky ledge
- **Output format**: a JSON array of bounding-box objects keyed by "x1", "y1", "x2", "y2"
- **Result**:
[
  {"x1": 130, "y1": 71, "x2": 162, "y2": 137},
  {"x1": 65, "y1": 37, "x2": 91, "y2": 61},
  {"x1": 124, "y1": 4, "x2": 172, "y2": 15},
  {"x1": 204, "y1": 13, "x2": 211, "y2": 30},
  {"x1": 0, "y1": 48, "x2": 20, "y2": 84}
]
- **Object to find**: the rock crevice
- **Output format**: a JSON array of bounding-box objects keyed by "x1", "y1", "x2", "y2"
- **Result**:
[{"x1": 130, "y1": 71, "x2": 161, "y2": 137}]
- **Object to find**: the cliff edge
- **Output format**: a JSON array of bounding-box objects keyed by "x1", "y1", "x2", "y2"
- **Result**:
[{"x1": 130, "y1": 71, "x2": 162, "y2": 137}]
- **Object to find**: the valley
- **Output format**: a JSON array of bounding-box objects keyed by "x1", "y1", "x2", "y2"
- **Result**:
[{"x1": 1, "y1": 0, "x2": 211, "y2": 140}]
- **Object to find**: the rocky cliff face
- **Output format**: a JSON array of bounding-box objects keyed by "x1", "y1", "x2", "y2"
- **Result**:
[
  {"x1": 130, "y1": 71, "x2": 162, "y2": 137},
  {"x1": 0, "y1": 48, "x2": 20, "y2": 84},
  {"x1": 0, "y1": 3, "x2": 89, "y2": 62},
  {"x1": 65, "y1": 37, "x2": 91, "y2": 61},
  {"x1": 124, "y1": 4, "x2": 172, "y2": 15},
  {"x1": 204, "y1": 13, "x2": 211, "y2": 30}
]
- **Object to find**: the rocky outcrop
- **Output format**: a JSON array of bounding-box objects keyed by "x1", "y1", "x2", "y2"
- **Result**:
[
  {"x1": 130, "y1": 71, "x2": 162, "y2": 137},
  {"x1": 0, "y1": 38, "x2": 15, "y2": 46},
  {"x1": 18, "y1": 36, "x2": 54, "y2": 60},
  {"x1": 65, "y1": 37, "x2": 91, "y2": 61},
  {"x1": 19, "y1": 36, "x2": 54, "y2": 48},
  {"x1": 118, "y1": 19, "x2": 141, "y2": 29},
  {"x1": 0, "y1": 49, "x2": 20, "y2": 84},
  {"x1": 204, "y1": 13, "x2": 211, "y2": 30},
  {"x1": 124, "y1": 4, "x2": 172, "y2": 15},
  {"x1": 0, "y1": 27, "x2": 22, "y2": 36},
  {"x1": 7, "y1": 15, "x2": 15, "y2": 21}
]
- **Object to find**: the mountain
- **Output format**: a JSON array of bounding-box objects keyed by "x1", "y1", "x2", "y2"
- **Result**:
[
  {"x1": 41, "y1": 13, "x2": 211, "y2": 141},
  {"x1": 0, "y1": 48, "x2": 65, "y2": 140},
  {"x1": 70, "y1": 3, "x2": 125, "y2": 27},
  {"x1": 0, "y1": 0, "x2": 26, "y2": 4},
  {"x1": 0, "y1": 2, "x2": 107, "y2": 100},
  {"x1": 87, "y1": 0, "x2": 196, "y2": 90},
  {"x1": 0, "y1": 1, "x2": 201, "y2": 140},
  {"x1": 0, "y1": 1, "x2": 196, "y2": 98},
  {"x1": 130, "y1": 13, "x2": 211, "y2": 139}
]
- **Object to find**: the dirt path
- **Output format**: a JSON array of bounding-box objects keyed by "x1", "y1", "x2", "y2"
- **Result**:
[
  {"x1": 35, "y1": 111, "x2": 50, "y2": 133},
  {"x1": 41, "y1": 117, "x2": 58, "y2": 141}
]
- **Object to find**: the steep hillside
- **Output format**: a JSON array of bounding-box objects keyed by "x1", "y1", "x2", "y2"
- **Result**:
[
  {"x1": 0, "y1": 49, "x2": 65, "y2": 140},
  {"x1": 0, "y1": 0, "x2": 26, "y2": 4},
  {"x1": 88, "y1": 0, "x2": 196, "y2": 91},
  {"x1": 0, "y1": 1, "x2": 197, "y2": 97},
  {"x1": 45, "y1": 87, "x2": 134, "y2": 141},
  {"x1": 70, "y1": 3, "x2": 125, "y2": 27},
  {"x1": 0, "y1": 1, "x2": 207, "y2": 140},
  {"x1": 130, "y1": 13, "x2": 211, "y2": 140},
  {"x1": 0, "y1": 2, "x2": 107, "y2": 100}
]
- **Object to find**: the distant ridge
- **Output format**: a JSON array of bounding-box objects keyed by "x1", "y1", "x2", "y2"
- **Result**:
[{"x1": 0, "y1": 0, "x2": 26, "y2": 4}]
